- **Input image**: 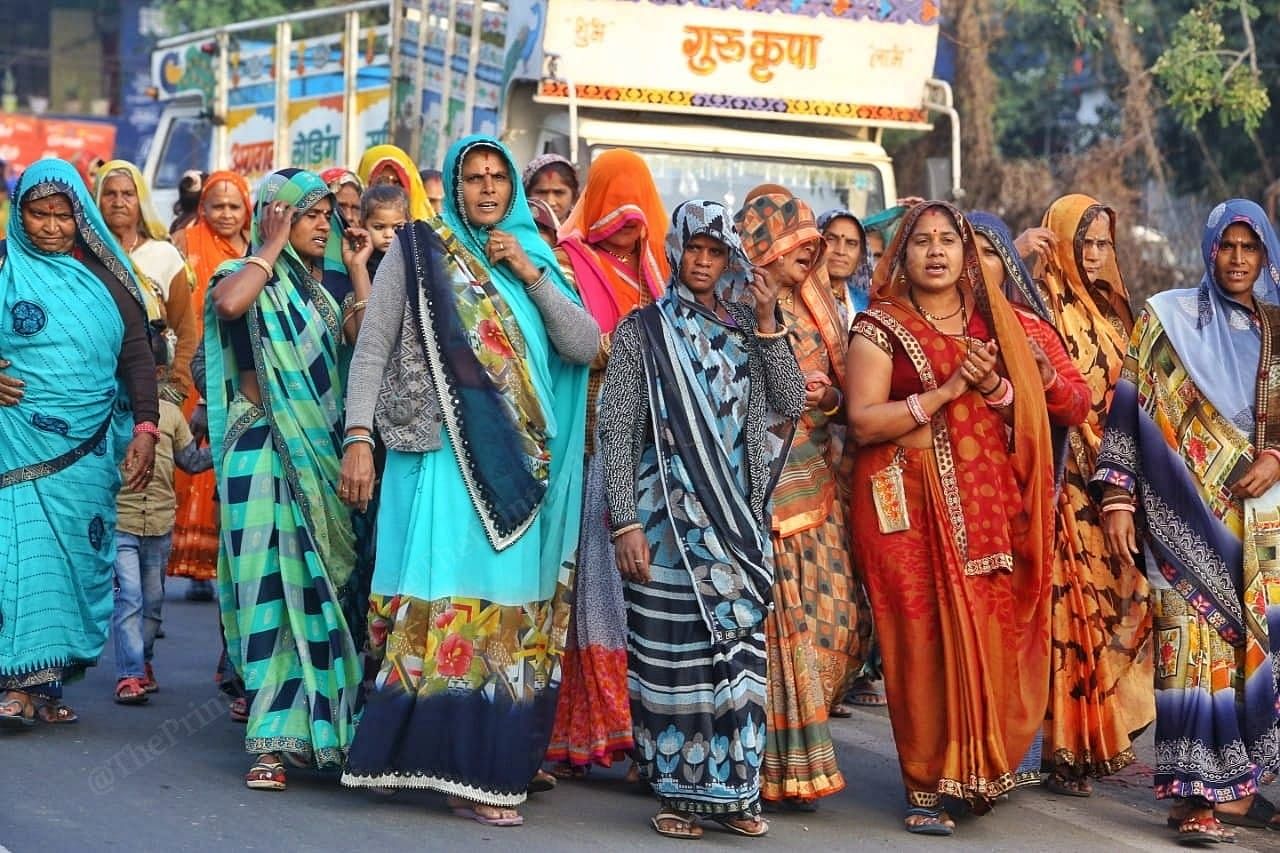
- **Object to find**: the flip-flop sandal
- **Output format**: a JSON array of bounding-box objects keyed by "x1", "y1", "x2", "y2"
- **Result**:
[
  {"x1": 527, "y1": 769, "x2": 557, "y2": 793},
  {"x1": 35, "y1": 700, "x2": 78, "y2": 724},
  {"x1": 1217, "y1": 794, "x2": 1280, "y2": 831},
  {"x1": 1045, "y1": 773, "x2": 1093, "y2": 798},
  {"x1": 451, "y1": 805, "x2": 524, "y2": 827},
  {"x1": 651, "y1": 811, "x2": 703, "y2": 840},
  {"x1": 245, "y1": 761, "x2": 286, "y2": 791},
  {"x1": 0, "y1": 695, "x2": 36, "y2": 730},
  {"x1": 847, "y1": 689, "x2": 888, "y2": 707},
  {"x1": 905, "y1": 807, "x2": 955, "y2": 837},
  {"x1": 114, "y1": 677, "x2": 149, "y2": 705},
  {"x1": 1175, "y1": 816, "x2": 1236, "y2": 846},
  {"x1": 828, "y1": 702, "x2": 854, "y2": 718},
  {"x1": 229, "y1": 697, "x2": 249, "y2": 723},
  {"x1": 712, "y1": 816, "x2": 770, "y2": 837}
]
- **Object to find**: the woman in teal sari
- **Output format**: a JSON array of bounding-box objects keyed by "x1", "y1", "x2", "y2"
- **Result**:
[
  {"x1": 206, "y1": 168, "x2": 372, "y2": 789},
  {"x1": 339, "y1": 136, "x2": 598, "y2": 826},
  {"x1": 0, "y1": 158, "x2": 159, "y2": 728}
]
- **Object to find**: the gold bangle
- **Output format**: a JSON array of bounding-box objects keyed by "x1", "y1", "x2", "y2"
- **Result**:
[
  {"x1": 755, "y1": 324, "x2": 789, "y2": 340},
  {"x1": 244, "y1": 255, "x2": 274, "y2": 278},
  {"x1": 821, "y1": 390, "x2": 842, "y2": 417},
  {"x1": 610, "y1": 522, "x2": 644, "y2": 541}
]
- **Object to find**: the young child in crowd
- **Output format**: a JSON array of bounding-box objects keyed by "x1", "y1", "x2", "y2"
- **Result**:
[
  {"x1": 112, "y1": 355, "x2": 213, "y2": 705},
  {"x1": 360, "y1": 184, "x2": 410, "y2": 278}
]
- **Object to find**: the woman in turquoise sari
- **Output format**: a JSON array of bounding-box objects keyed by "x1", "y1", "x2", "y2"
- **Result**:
[
  {"x1": 206, "y1": 168, "x2": 372, "y2": 789},
  {"x1": 339, "y1": 136, "x2": 598, "y2": 826},
  {"x1": 0, "y1": 158, "x2": 159, "y2": 728}
]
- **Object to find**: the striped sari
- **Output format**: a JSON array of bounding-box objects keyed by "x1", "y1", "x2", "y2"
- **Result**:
[{"x1": 206, "y1": 169, "x2": 360, "y2": 768}]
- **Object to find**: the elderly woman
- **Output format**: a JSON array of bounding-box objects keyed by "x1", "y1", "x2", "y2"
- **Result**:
[
  {"x1": 96, "y1": 161, "x2": 196, "y2": 406},
  {"x1": 1036, "y1": 194, "x2": 1153, "y2": 797},
  {"x1": 735, "y1": 187, "x2": 868, "y2": 808},
  {"x1": 321, "y1": 167, "x2": 364, "y2": 228},
  {"x1": 818, "y1": 207, "x2": 874, "y2": 328},
  {"x1": 0, "y1": 158, "x2": 158, "y2": 728},
  {"x1": 1095, "y1": 200, "x2": 1280, "y2": 843},
  {"x1": 600, "y1": 199, "x2": 805, "y2": 839},
  {"x1": 523, "y1": 153, "x2": 580, "y2": 223},
  {"x1": 545, "y1": 147, "x2": 668, "y2": 777},
  {"x1": 206, "y1": 168, "x2": 373, "y2": 789},
  {"x1": 338, "y1": 136, "x2": 598, "y2": 826},
  {"x1": 846, "y1": 202, "x2": 1055, "y2": 835}
]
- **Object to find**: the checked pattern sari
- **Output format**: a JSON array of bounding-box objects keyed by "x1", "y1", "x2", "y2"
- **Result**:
[{"x1": 205, "y1": 168, "x2": 360, "y2": 768}]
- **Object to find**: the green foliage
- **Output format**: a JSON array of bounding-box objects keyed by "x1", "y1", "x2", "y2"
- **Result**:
[
  {"x1": 162, "y1": 0, "x2": 321, "y2": 34},
  {"x1": 1152, "y1": 2, "x2": 1270, "y2": 133}
]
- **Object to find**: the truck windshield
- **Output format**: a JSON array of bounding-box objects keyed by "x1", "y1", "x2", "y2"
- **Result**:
[
  {"x1": 614, "y1": 149, "x2": 886, "y2": 220},
  {"x1": 154, "y1": 116, "x2": 212, "y2": 191}
]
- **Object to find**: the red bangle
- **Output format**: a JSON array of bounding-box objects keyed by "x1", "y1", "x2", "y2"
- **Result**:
[{"x1": 133, "y1": 421, "x2": 160, "y2": 439}]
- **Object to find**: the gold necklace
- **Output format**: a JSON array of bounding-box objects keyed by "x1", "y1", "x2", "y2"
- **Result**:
[
  {"x1": 601, "y1": 245, "x2": 636, "y2": 264},
  {"x1": 909, "y1": 287, "x2": 963, "y2": 322}
]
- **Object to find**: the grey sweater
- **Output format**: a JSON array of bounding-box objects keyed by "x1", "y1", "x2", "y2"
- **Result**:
[{"x1": 344, "y1": 236, "x2": 600, "y2": 452}]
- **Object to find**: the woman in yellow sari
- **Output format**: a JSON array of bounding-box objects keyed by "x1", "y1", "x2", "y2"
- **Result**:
[
  {"x1": 356, "y1": 145, "x2": 433, "y2": 222},
  {"x1": 1037, "y1": 194, "x2": 1153, "y2": 795}
]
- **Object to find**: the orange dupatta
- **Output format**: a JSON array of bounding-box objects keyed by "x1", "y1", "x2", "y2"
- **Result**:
[
  {"x1": 557, "y1": 149, "x2": 668, "y2": 332},
  {"x1": 735, "y1": 188, "x2": 847, "y2": 536}
]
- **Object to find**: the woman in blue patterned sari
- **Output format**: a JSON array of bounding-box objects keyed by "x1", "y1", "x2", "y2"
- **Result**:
[
  {"x1": 339, "y1": 136, "x2": 599, "y2": 826},
  {"x1": 206, "y1": 168, "x2": 372, "y2": 789},
  {"x1": 0, "y1": 158, "x2": 159, "y2": 728},
  {"x1": 1095, "y1": 199, "x2": 1280, "y2": 843},
  {"x1": 599, "y1": 200, "x2": 806, "y2": 839}
]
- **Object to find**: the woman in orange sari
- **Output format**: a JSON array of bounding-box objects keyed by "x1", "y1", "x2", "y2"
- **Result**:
[
  {"x1": 1037, "y1": 194, "x2": 1153, "y2": 795},
  {"x1": 846, "y1": 202, "x2": 1054, "y2": 835},
  {"x1": 735, "y1": 186, "x2": 868, "y2": 807},
  {"x1": 170, "y1": 172, "x2": 251, "y2": 600},
  {"x1": 545, "y1": 148, "x2": 668, "y2": 776}
]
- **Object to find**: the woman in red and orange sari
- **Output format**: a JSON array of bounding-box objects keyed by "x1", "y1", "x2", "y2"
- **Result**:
[
  {"x1": 545, "y1": 148, "x2": 668, "y2": 777},
  {"x1": 735, "y1": 186, "x2": 869, "y2": 807},
  {"x1": 846, "y1": 202, "x2": 1055, "y2": 835},
  {"x1": 1036, "y1": 195, "x2": 1153, "y2": 795},
  {"x1": 170, "y1": 171, "x2": 252, "y2": 599}
]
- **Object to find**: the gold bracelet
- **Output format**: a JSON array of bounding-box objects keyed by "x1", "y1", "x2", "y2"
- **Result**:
[
  {"x1": 821, "y1": 389, "x2": 842, "y2": 416},
  {"x1": 610, "y1": 522, "x2": 644, "y2": 541},
  {"x1": 244, "y1": 255, "x2": 274, "y2": 278},
  {"x1": 755, "y1": 324, "x2": 789, "y2": 340}
]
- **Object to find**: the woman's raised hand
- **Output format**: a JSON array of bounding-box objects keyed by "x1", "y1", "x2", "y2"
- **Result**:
[
  {"x1": 340, "y1": 226, "x2": 374, "y2": 271},
  {"x1": 748, "y1": 268, "x2": 780, "y2": 333},
  {"x1": 487, "y1": 228, "x2": 541, "y2": 286},
  {"x1": 256, "y1": 202, "x2": 293, "y2": 259}
]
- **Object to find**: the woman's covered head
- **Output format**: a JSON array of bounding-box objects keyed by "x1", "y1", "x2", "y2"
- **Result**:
[
  {"x1": 818, "y1": 209, "x2": 864, "y2": 281},
  {"x1": 523, "y1": 153, "x2": 579, "y2": 222},
  {"x1": 98, "y1": 168, "x2": 143, "y2": 236},
  {"x1": 200, "y1": 173, "x2": 250, "y2": 240},
  {"x1": 667, "y1": 199, "x2": 750, "y2": 300},
  {"x1": 21, "y1": 190, "x2": 77, "y2": 255},
  {"x1": 735, "y1": 189, "x2": 824, "y2": 288},
  {"x1": 456, "y1": 142, "x2": 515, "y2": 228}
]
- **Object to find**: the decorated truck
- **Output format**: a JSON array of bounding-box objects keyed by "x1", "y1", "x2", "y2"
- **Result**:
[{"x1": 144, "y1": 0, "x2": 956, "y2": 217}]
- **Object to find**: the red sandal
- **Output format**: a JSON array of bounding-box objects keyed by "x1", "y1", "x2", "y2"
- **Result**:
[
  {"x1": 114, "y1": 677, "x2": 149, "y2": 705},
  {"x1": 1175, "y1": 815, "x2": 1236, "y2": 846},
  {"x1": 245, "y1": 758, "x2": 286, "y2": 791}
]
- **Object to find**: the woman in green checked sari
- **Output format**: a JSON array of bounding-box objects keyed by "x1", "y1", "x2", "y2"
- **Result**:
[{"x1": 205, "y1": 168, "x2": 374, "y2": 790}]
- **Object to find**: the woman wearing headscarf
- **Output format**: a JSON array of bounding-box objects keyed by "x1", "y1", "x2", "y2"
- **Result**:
[
  {"x1": 735, "y1": 187, "x2": 868, "y2": 807},
  {"x1": 545, "y1": 148, "x2": 668, "y2": 777},
  {"x1": 1036, "y1": 194, "x2": 1153, "y2": 796},
  {"x1": 523, "y1": 153, "x2": 580, "y2": 223},
  {"x1": 846, "y1": 202, "x2": 1055, "y2": 835},
  {"x1": 95, "y1": 160, "x2": 195, "y2": 407},
  {"x1": 205, "y1": 168, "x2": 373, "y2": 790},
  {"x1": 321, "y1": 167, "x2": 364, "y2": 227},
  {"x1": 969, "y1": 211, "x2": 1093, "y2": 788},
  {"x1": 599, "y1": 199, "x2": 805, "y2": 839},
  {"x1": 1095, "y1": 200, "x2": 1280, "y2": 843},
  {"x1": 356, "y1": 144, "x2": 433, "y2": 222},
  {"x1": 818, "y1": 208, "x2": 873, "y2": 329},
  {"x1": 0, "y1": 158, "x2": 159, "y2": 728},
  {"x1": 338, "y1": 136, "x2": 599, "y2": 826},
  {"x1": 169, "y1": 171, "x2": 252, "y2": 601}
]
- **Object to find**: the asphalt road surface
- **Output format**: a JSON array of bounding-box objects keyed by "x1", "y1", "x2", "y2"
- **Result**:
[{"x1": 1, "y1": 584, "x2": 1273, "y2": 852}]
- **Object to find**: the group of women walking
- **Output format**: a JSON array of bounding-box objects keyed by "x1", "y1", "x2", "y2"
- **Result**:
[{"x1": 1, "y1": 140, "x2": 1278, "y2": 845}]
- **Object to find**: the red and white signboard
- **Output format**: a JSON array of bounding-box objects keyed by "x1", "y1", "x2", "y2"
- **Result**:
[{"x1": 0, "y1": 113, "x2": 117, "y2": 173}]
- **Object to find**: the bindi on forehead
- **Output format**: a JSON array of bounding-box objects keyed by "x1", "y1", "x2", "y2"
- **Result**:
[{"x1": 464, "y1": 152, "x2": 507, "y2": 177}]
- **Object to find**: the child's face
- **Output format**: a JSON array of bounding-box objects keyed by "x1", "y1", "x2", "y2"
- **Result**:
[{"x1": 365, "y1": 206, "x2": 408, "y2": 253}]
